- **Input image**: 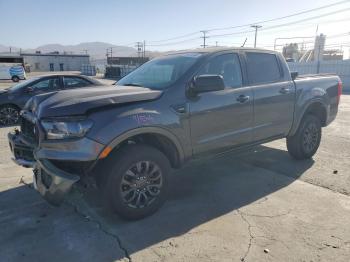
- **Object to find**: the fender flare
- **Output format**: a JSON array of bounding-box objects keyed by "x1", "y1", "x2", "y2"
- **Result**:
[
  {"x1": 106, "y1": 126, "x2": 186, "y2": 165},
  {"x1": 289, "y1": 98, "x2": 329, "y2": 136}
]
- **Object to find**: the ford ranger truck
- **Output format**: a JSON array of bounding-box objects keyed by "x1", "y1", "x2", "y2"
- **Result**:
[{"x1": 8, "y1": 48, "x2": 342, "y2": 220}]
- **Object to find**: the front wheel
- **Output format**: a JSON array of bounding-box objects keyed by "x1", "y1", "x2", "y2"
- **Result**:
[
  {"x1": 102, "y1": 144, "x2": 171, "y2": 220},
  {"x1": 287, "y1": 114, "x2": 321, "y2": 160},
  {"x1": 0, "y1": 105, "x2": 20, "y2": 126}
]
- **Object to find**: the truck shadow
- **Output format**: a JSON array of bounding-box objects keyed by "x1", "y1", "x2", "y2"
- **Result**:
[
  {"x1": 79, "y1": 143, "x2": 314, "y2": 260},
  {"x1": 0, "y1": 144, "x2": 314, "y2": 261}
]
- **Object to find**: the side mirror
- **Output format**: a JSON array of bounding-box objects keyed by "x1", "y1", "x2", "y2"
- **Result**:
[
  {"x1": 291, "y1": 71, "x2": 298, "y2": 81},
  {"x1": 190, "y1": 75, "x2": 225, "y2": 95},
  {"x1": 25, "y1": 86, "x2": 34, "y2": 93}
]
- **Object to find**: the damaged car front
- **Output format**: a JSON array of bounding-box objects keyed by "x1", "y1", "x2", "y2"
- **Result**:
[
  {"x1": 8, "y1": 98, "x2": 104, "y2": 205},
  {"x1": 8, "y1": 85, "x2": 163, "y2": 205}
]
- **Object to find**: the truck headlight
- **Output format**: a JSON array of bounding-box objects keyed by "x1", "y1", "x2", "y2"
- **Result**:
[{"x1": 41, "y1": 119, "x2": 93, "y2": 140}]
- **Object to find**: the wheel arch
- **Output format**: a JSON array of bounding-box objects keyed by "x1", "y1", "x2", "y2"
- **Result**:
[
  {"x1": 104, "y1": 127, "x2": 186, "y2": 168},
  {"x1": 289, "y1": 99, "x2": 328, "y2": 136},
  {"x1": 0, "y1": 103, "x2": 21, "y2": 111}
]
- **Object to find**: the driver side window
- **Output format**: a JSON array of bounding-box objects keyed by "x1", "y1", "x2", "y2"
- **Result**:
[{"x1": 199, "y1": 53, "x2": 242, "y2": 88}]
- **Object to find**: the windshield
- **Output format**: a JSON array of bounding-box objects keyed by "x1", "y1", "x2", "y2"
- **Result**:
[
  {"x1": 9, "y1": 77, "x2": 39, "y2": 92},
  {"x1": 116, "y1": 53, "x2": 203, "y2": 89}
]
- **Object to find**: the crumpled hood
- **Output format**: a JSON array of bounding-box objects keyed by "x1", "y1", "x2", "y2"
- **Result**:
[{"x1": 26, "y1": 85, "x2": 162, "y2": 118}]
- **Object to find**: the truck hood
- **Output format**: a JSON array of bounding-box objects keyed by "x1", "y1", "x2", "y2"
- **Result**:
[{"x1": 26, "y1": 85, "x2": 163, "y2": 118}]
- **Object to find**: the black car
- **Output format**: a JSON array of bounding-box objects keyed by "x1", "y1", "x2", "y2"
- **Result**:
[{"x1": 0, "y1": 74, "x2": 102, "y2": 125}]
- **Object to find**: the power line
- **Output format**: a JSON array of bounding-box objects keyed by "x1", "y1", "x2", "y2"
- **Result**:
[
  {"x1": 207, "y1": 7, "x2": 350, "y2": 39},
  {"x1": 147, "y1": 31, "x2": 200, "y2": 44},
  {"x1": 145, "y1": 0, "x2": 350, "y2": 44},
  {"x1": 146, "y1": 37, "x2": 200, "y2": 47},
  {"x1": 206, "y1": 0, "x2": 350, "y2": 32}
]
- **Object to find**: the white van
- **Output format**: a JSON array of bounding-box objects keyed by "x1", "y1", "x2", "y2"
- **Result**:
[{"x1": 0, "y1": 64, "x2": 26, "y2": 82}]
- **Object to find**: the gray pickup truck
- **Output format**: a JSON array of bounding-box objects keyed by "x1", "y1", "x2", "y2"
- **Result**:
[{"x1": 8, "y1": 48, "x2": 342, "y2": 220}]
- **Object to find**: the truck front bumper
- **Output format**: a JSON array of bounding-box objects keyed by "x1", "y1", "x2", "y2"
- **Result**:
[
  {"x1": 33, "y1": 159, "x2": 80, "y2": 205},
  {"x1": 8, "y1": 131, "x2": 102, "y2": 205},
  {"x1": 8, "y1": 132, "x2": 35, "y2": 168}
]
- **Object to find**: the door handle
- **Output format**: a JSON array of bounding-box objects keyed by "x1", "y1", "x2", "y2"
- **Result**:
[
  {"x1": 279, "y1": 87, "x2": 290, "y2": 94},
  {"x1": 236, "y1": 95, "x2": 250, "y2": 103}
]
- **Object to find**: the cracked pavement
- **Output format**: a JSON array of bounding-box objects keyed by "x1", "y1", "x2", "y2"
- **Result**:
[{"x1": 0, "y1": 78, "x2": 350, "y2": 261}]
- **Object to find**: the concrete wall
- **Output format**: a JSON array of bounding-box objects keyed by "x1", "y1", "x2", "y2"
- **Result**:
[
  {"x1": 288, "y1": 60, "x2": 350, "y2": 91},
  {"x1": 22, "y1": 54, "x2": 90, "y2": 72}
]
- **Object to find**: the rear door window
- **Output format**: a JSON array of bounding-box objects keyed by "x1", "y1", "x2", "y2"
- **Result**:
[
  {"x1": 31, "y1": 77, "x2": 60, "y2": 90},
  {"x1": 246, "y1": 52, "x2": 281, "y2": 85},
  {"x1": 199, "y1": 53, "x2": 242, "y2": 88},
  {"x1": 63, "y1": 76, "x2": 91, "y2": 88}
]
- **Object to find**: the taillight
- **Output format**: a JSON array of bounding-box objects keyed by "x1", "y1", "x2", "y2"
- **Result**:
[{"x1": 337, "y1": 80, "x2": 342, "y2": 104}]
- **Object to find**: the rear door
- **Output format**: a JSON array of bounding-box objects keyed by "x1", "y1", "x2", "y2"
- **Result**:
[
  {"x1": 63, "y1": 76, "x2": 94, "y2": 89},
  {"x1": 245, "y1": 52, "x2": 295, "y2": 141},
  {"x1": 189, "y1": 52, "x2": 254, "y2": 156}
]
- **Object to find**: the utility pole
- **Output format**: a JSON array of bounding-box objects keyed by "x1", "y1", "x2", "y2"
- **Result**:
[
  {"x1": 106, "y1": 47, "x2": 113, "y2": 58},
  {"x1": 143, "y1": 40, "x2": 146, "y2": 59},
  {"x1": 135, "y1": 42, "x2": 143, "y2": 64},
  {"x1": 251, "y1": 25, "x2": 262, "y2": 48},
  {"x1": 200, "y1": 30, "x2": 208, "y2": 48},
  {"x1": 135, "y1": 42, "x2": 143, "y2": 57},
  {"x1": 9, "y1": 46, "x2": 12, "y2": 53},
  {"x1": 215, "y1": 41, "x2": 218, "y2": 47}
]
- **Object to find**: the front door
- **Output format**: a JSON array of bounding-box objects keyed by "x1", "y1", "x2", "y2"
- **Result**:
[{"x1": 188, "y1": 53, "x2": 254, "y2": 156}]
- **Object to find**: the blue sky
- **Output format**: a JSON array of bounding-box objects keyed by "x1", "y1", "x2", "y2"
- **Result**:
[{"x1": 1, "y1": 0, "x2": 350, "y2": 53}]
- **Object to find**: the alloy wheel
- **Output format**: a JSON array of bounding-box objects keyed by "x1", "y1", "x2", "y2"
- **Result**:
[
  {"x1": 120, "y1": 160, "x2": 163, "y2": 209},
  {"x1": 0, "y1": 107, "x2": 19, "y2": 125},
  {"x1": 302, "y1": 122, "x2": 319, "y2": 153}
]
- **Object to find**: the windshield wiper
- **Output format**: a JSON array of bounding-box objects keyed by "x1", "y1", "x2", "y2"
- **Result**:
[{"x1": 122, "y1": 83, "x2": 143, "y2": 87}]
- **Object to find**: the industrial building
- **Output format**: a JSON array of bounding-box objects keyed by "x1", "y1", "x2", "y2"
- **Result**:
[
  {"x1": 0, "y1": 52, "x2": 90, "y2": 72},
  {"x1": 282, "y1": 34, "x2": 344, "y2": 62},
  {"x1": 107, "y1": 56, "x2": 149, "y2": 67}
]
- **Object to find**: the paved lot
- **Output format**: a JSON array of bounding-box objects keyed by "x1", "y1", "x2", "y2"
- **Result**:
[{"x1": 0, "y1": 76, "x2": 350, "y2": 261}]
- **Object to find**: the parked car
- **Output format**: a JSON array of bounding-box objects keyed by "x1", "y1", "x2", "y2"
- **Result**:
[
  {"x1": 0, "y1": 74, "x2": 102, "y2": 125},
  {"x1": 0, "y1": 64, "x2": 26, "y2": 82},
  {"x1": 8, "y1": 48, "x2": 342, "y2": 220}
]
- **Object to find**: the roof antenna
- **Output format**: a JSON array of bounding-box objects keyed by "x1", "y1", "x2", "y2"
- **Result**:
[{"x1": 241, "y1": 38, "x2": 247, "y2": 47}]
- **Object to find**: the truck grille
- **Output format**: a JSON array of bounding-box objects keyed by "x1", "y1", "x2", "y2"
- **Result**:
[{"x1": 20, "y1": 116, "x2": 38, "y2": 144}]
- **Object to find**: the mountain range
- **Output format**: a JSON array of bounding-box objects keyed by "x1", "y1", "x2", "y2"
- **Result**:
[{"x1": 0, "y1": 42, "x2": 139, "y2": 61}]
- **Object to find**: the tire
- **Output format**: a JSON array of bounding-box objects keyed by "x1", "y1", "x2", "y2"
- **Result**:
[
  {"x1": 11, "y1": 76, "x2": 20, "y2": 82},
  {"x1": 0, "y1": 105, "x2": 20, "y2": 126},
  {"x1": 287, "y1": 114, "x2": 321, "y2": 160},
  {"x1": 101, "y1": 144, "x2": 171, "y2": 220}
]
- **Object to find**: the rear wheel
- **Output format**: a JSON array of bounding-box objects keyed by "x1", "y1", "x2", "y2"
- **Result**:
[
  {"x1": 11, "y1": 76, "x2": 20, "y2": 82},
  {"x1": 0, "y1": 105, "x2": 20, "y2": 125},
  {"x1": 287, "y1": 114, "x2": 321, "y2": 160},
  {"x1": 102, "y1": 144, "x2": 170, "y2": 220}
]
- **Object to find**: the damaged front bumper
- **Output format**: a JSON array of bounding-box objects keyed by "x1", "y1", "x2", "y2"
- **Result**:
[
  {"x1": 8, "y1": 131, "x2": 103, "y2": 205},
  {"x1": 33, "y1": 159, "x2": 80, "y2": 205},
  {"x1": 8, "y1": 132, "x2": 35, "y2": 168}
]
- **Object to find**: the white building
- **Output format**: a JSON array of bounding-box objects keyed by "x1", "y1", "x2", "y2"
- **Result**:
[{"x1": 21, "y1": 52, "x2": 90, "y2": 72}]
